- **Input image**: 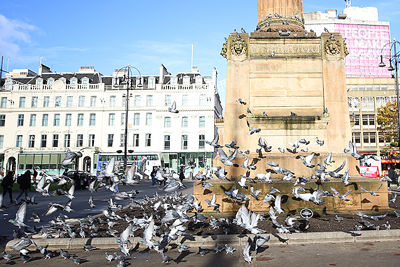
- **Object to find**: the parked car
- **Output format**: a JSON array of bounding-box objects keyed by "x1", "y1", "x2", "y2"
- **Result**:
[{"x1": 63, "y1": 171, "x2": 94, "y2": 189}]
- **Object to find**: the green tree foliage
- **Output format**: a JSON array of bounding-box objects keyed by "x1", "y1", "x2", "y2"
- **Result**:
[{"x1": 377, "y1": 100, "x2": 399, "y2": 146}]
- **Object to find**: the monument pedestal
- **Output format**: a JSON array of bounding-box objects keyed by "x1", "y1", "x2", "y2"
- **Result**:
[{"x1": 194, "y1": 178, "x2": 389, "y2": 214}]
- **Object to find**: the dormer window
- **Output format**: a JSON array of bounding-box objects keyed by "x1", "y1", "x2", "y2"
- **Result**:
[
  {"x1": 5, "y1": 78, "x2": 13, "y2": 90},
  {"x1": 59, "y1": 77, "x2": 66, "y2": 84},
  {"x1": 171, "y1": 77, "x2": 178, "y2": 85},
  {"x1": 148, "y1": 77, "x2": 155, "y2": 88},
  {"x1": 183, "y1": 76, "x2": 190, "y2": 85},
  {"x1": 70, "y1": 77, "x2": 78, "y2": 85},
  {"x1": 47, "y1": 78, "x2": 55, "y2": 85},
  {"x1": 195, "y1": 76, "x2": 202, "y2": 85},
  {"x1": 36, "y1": 78, "x2": 43, "y2": 85},
  {"x1": 81, "y1": 77, "x2": 89, "y2": 84}
]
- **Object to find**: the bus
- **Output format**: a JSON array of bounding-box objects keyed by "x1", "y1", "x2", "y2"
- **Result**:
[{"x1": 96, "y1": 153, "x2": 161, "y2": 177}]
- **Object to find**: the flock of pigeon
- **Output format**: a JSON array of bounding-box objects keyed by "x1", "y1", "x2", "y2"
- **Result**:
[{"x1": 0, "y1": 96, "x2": 399, "y2": 266}]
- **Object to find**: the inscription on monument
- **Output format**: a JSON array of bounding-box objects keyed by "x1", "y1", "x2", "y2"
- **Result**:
[{"x1": 250, "y1": 43, "x2": 321, "y2": 58}]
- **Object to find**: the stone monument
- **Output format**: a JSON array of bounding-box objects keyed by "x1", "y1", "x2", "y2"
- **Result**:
[
  {"x1": 219, "y1": 0, "x2": 356, "y2": 179},
  {"x1": 194, "y1": 0, "x2": 389, "y2": 213}
]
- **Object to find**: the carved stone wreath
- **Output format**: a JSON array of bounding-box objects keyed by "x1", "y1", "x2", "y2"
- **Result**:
[
  {"x1": 325, "y1": 38, "x2": 341, "y2": 55},
  {"x1": 231, "y1": 37, "x2": 247, "y2": 56},
  {"x1": 220, "y1": 39, "x2": 228, "y2": 59}
]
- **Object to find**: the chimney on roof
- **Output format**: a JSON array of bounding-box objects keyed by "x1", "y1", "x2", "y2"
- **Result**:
[
  {"x1": 191, "y1": 66, "x2": 199, "y2": 73},
  {"x1": 38, "y1": 64, "x2": 51, "y2": 76},
  {"x1": 79, "y1": 66, "x2": 96, "y2": 73}
]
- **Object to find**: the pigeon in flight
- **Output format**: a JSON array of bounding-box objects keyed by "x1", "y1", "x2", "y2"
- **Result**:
[
  {"x1": 62, "y1": 150, "x2": 82, "y2": 166},
  {"x1": 360, "y1": 184, "x2": 383, "y2": 196},
  {"x1": 331, "y1": 187, "x2": 352, "y2": 201},
  {"x1": 9, "y1": 202, "x2": 27, "y2": 228},
  {"x1": 237, "y1": 98, "x2": 247, "y2": 105},
  {"x1": 168, "y1": 101, "x2": 179, "y2": 113}
]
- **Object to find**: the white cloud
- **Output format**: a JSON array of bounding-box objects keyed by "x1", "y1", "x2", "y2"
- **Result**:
[{"x1": 0, "y1": 14, "x2": 37, "y2": 59}]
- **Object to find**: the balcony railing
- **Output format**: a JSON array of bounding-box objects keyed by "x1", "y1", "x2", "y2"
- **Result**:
[
  {"x1": 16, "y1": 83, "x2": 101, "y2": 91},
  {"x1": 162, "y1": 84, "x2": 209, "y2": 90}
]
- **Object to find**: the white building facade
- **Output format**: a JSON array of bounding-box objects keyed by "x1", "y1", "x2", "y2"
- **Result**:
[{"x1": 0, "y1": 64, "x2": 223, "y2": 175}]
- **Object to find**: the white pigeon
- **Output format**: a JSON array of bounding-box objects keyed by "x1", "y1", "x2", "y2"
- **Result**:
[
  {"x1": 65, "y1": 184, "x2": 75, "y2": 200},
  {"x1": 143, "y1": 217, "x2": 155, "y2": 248},
  {"x1": 242, "y1": 239, "x2": 252, "y2": 263},
  {"x1": 274, "y1": 195, "x2": 284, "y2": 214},
  {"x1": 105, "y1": 157, "x2": 116, "y2": 177},
  {"x1": 9, "y1": 202, "x2": 27, "y2": 227}
]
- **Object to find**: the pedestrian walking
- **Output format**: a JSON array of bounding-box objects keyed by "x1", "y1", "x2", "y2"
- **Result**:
[
  {"x1": 388, "y1": 166, "x2": 399, "y2": 186},
  {"x1": 16, "y1": 170, "x2": 31, "y2": 202},
  {"x1": 1, "y1": 170, "x2": 15, "y2": 206},
  {"x1": 151, "y1": 167, "x2": 157, "y2": 186},
  {"x1": 32, "y1": 168, "x2": 38, "y2": 182}
]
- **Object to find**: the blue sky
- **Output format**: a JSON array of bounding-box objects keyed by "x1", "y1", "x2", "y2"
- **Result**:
[{"x1": 1, "y1": 0, "x2": 400, "y2": 104}]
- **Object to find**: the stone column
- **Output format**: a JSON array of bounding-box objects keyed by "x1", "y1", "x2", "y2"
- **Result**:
[{"x1": 258, "y1": 0, "x2": 303, "y2": 23}]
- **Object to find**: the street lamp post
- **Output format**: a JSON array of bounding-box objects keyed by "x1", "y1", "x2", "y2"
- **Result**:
[
  {"x1": 379, "y1": 38, "x2": 400, "y2": 146},
  {"x1": 114, "y1": 65, "x2": 142, "y2": 172}
]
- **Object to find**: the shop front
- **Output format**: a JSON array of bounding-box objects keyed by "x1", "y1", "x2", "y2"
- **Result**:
[
  {"x1": 17, "y1": 153, "x2": 74, "y2": 175},
  {"x1": 161, "y1": 152, "x2": 213, "y2": 173}
]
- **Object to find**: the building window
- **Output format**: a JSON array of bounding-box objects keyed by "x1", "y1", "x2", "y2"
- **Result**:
[
  {"x1": 107, "y1": 134, "x2": 114, "y2": 147},
  {"x1": 108, "y1": 113, "x2": 115, "y2": 126},
  {"x1": 41, "y1": 135, "x2": 47, "y2": 148},
  {"x1": 362, "y1": 114, "x2": 375, "y2": 126},
  {"x1": 30, "y1": 114, "x2": 36, "y2": 126},
  {"x1": 70, "y1": 77, "x2": 77, "y2": 85},
  {"x1": 199, "y1": 116, "x2": 205, "y2": 128},
  {"x1": 64, "y1": 134, "x2": 71, "y2": 148},
  {"x1": 164, "y1": 117, "x2": 171, "y2": 128},
  {"x1": 199, "y1": 134, "x2": 205, "y2": 149},
  {"x1": 43, "y1": 96, "x2": 49, "y2": 107},
  {"x1": 55, "y1": 96, "x2": 62, "y2": 107},
  {"x1": 65, "y1": 114, "x2": 72, "y2": 126},
  {"x1": 0, "y1": 135, "x2": 3, "y2": 148},
  {"x1": 165, "y1": 95, "x2": 171, "y2": 106},
  {"x1": 47, "y1": 78, "x2": 54, "y2": 85},
  {"x1": 88, "y1": 134, "x2": 95, "y2": 147},
  {"x1": 67, "y1": 96, "x2": 73, "y2": 107},
  {"x1": 0, "y1": 97, "x2": 6, "y2": 108},
  {"x1": 353, "y1": 115, "x2": 360, "y2": 126},
  {"x1": 42, "y1": 114, "x2": 48, "y2": 126},
  {"x1": 0, "y1": 115, "x2": 4, "y2": 126},
  {"x1": 134, "y1": 95, "x2": 141, "y2": 106},
  {"x1": 53, "y1": 134, "x2": 59, "y2": 147},
  {"x1": 78, "y1": 96, "x2": 85, "y2": 107},
  {"x1": 76, "y1": 134, "x2": 83, "y2": 147},
  {"x1": 89, "y1": 113, "x2": 96, "y2": 126},
  {"x1": 36, "y1": 78, "x2": 43, "y2": 85},
  {"x1": 145, "y1": 133, "x2": 151, "y2": 147},
  {"x1": 82, "y1": 77, "x2": 89, "y2": 84},
  {"x1": 31, "y1": 97, "x2": 38, "y2": 108},
  {"x1": 19, "y1": 97, "x2": 25, "y2": 108},
  {"x1": 133, "y1": 134, "x2": 139, "y2": 147},
  {"x1": 90, "y1": 96, "x2": 97, "y2": 107},
  {"x1": 146, "y1": 113, "x2": 152, "y2": 126},
  {"x1": 77, "y1": 114, "x2": 84, "y2": 126},
  {"x1": 121, "y1": 113, "x2": 126, "y2": 126},
  {"x1": 182, "y1": 94, "x2": 188, "y2": 106},
  {"x1": 120, "y1": 134, "x2": 125, "y2": 147},
  {"x1": 181, "y1": 135, "x2": 188, "y2": 150},
  {"x1": 133, "y1": 113, "x2": 140, "y2": 126},
  {"x1": 28, "y1": 135, "x2": 35, "y2": 148},
  {"x1": 110, "y1": 96, "x2": 116, "y2": 107},
  {"x1": 146, "y1": 95, "x2": 153, "y2": 107},
  {"x1": 53, "y1": 114, "x2": 60, "y2": 126},
  {"x1": 17, "y1": 114, "x2": 24, "y2": 126},
  {"x1": 164, "y1": 135, "x2": 170, "y2": 150},
  {"x1": 352, "y1": 133, "x2": 361, "y2": 144},
  {"x1": 182, "y1": 117, "x2": 188, "y2": 128},
  {"x1": 16, "y1": 135, "x2": 22, "y2": 147},
  {"x1": 363, "y1": 132, "x2": 376, "y2": 145},
  {"x1": 199, "y1": 94, "x2": 206, "y2": 105}
]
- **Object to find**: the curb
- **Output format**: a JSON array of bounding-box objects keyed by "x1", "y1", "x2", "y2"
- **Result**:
[{"x1": 6, "y1": 230, "x2": 400, "y2": 252}]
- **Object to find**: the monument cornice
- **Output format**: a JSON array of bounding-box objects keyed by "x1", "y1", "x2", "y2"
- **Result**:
[{"x1": 249, "y1": 41, "x2": 322, "y2": 58}]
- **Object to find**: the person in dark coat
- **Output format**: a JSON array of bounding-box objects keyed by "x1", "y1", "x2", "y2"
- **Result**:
[
  {"x1": 16, "y1": 170, "x2": 31, "y2": 202},
  {"x1": 388, "y1": 166, "x2": 399, "y2": 186},
  {"x1": 1, "y1": 171, "x2": 15, "y2": 206},
  {"x1": 179, "y1": 168, "x2": 185, "y2": 183}
]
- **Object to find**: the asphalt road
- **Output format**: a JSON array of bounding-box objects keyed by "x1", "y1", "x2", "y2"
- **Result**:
[
  {"x1": 1, "y1": 240, "x2": 400, "y2": 266},
  {"x1": 0, "y1": 180, "x2": 194, "y2": 242}
]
